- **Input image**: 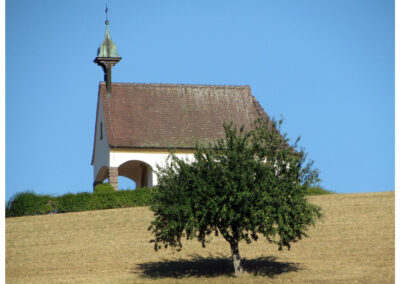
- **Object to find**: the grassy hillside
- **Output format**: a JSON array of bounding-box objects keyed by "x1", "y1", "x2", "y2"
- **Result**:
[{"x1": 6, "y1": 192, "x2": 394, "y2": 283}]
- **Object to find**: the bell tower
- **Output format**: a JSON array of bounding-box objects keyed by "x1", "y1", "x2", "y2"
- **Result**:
[{"x1": 94, "y1": 6, "x2": 121, "y2": 96}]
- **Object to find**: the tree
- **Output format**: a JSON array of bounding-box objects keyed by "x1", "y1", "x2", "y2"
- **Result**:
[{"x1": 148, "y1": 118, "x2": 322, "y2": 277}]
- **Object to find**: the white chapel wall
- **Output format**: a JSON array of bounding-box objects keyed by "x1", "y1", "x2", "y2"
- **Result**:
[
  {"x1": 93, "y1": 97, "x2": 111, "y2": 180},
  {"x1": 109, "y1": 151, "x2": 194, "y2": 186}
]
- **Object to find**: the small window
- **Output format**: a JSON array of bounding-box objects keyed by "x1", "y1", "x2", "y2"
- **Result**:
[{"x1": 100, "y1": 122, "x2": 103, "y2": 140}]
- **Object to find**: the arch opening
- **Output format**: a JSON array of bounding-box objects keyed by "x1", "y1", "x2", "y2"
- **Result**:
[{"x1": 118, "y1": 160, "x2": 152, "y2": 188}]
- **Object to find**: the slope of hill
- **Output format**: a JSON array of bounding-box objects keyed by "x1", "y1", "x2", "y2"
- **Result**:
[{"x1": 6, "y1": 192, "x2": 394, "y2": 283}]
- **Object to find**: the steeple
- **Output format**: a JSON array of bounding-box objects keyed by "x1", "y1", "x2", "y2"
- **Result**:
[{"x1": 94, "y1": 6, "x2": 121, "y2": 96}]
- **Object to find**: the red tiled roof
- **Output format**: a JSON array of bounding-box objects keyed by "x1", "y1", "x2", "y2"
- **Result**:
[{"x1": 98, "y1": 82, "x2": 269, "y2": 149}]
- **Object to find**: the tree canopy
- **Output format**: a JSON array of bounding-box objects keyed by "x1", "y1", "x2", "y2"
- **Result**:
[{"x1": 148, "y1": 118, "x2": 322, "y2": 277}]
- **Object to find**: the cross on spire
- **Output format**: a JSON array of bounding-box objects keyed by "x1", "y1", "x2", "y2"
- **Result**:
[{"x1": 105, "y1": 4, "x2": 109, "y2": 25}]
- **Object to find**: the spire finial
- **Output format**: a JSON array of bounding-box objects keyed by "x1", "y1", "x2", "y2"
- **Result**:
[
  {"x1": 105, "y1": 4, "x2": 109, "y2": 25},
  {"x1": 95, "y1": 4, "x2": 121, "y2": 97}
]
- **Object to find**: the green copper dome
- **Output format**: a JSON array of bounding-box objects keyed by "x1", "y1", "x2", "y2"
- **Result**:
[{"x1": 96, "y1": 22, "x2": 120, "y2": 58}]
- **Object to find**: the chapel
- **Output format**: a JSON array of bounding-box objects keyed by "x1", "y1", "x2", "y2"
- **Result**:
[{"x1": 91, "y1": 17, "x2": 270, "y2": 190}]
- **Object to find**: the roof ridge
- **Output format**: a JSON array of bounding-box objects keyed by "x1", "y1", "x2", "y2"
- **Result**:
[{"x1": 99, "y1": 82, "x2": 251, "y2": 89}]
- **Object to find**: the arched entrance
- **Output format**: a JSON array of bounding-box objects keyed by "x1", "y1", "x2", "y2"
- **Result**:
[
  {"x1": 118, "y1": 160, "x2": 152, "y2": 188},
  {"x1": 93, "y1": 160, "x2": 152, "y2": 191}
]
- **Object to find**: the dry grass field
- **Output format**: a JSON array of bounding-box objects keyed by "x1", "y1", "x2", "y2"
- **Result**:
[{"x1": 6, "y1": 191, "x2": 394, "y2": 283}]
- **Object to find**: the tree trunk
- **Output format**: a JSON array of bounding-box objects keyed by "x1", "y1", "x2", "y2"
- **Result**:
[{"x1": 230, "y1": 241, "x2": 244, "y2": 277}]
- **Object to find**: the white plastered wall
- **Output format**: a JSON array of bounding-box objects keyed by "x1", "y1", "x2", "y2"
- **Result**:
[
  {"x1": 93, "y1": 97, "x2": 111, "y2": 181},
  {"x1": 109, "y1": 151, "x2": 194, "y2": 186}
]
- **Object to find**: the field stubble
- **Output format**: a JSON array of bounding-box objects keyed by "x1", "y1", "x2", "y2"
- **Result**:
[{"x1": 6, "y1": 192, "x2": 394, "y2": 283}]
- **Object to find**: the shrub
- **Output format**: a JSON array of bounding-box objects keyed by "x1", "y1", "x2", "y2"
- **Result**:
[
  {"x1": 5, "y1": 203, "x2": 12, "y2": 217},
  {"x1": 114, "y1": 187, "x2": 153, "y2": 207},
  {"x1": 93, "y1": 183, "x2": 115, "y2": 194},
  {"x1": 7, "y1": 191, "x2": 55, "y2": 217},
  {"x1": 6, "y1": 187, "x2": 154, "y2": 217},
  {"x1": 305, "y1": 185, "x2": 334, "y2": 195},
  {"x1": 57, "y1": 192, "x2": 94, "y2": 212},
  {"x1": 90, "y1": 192, "x2": 117, "y2": 209},
  {"x1": 56, "y1": 188, "x2": 153, "y2": 212}
]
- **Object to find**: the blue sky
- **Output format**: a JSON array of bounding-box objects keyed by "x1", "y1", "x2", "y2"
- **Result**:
[{"x1": 5, "y1": 0, "x2": 394, "y2": 201}]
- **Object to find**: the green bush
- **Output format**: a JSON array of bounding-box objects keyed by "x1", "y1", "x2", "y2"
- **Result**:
[
  {"x1": 54, "y1": 188, "x2": 153, "y2": 213},
  {"x1": 6, "y1": 187, "x2": 154, "y2": 217},
  {"x1": 5, "y1": 203, "x2": 12, "y2": 217},
  {"x1": 57, "y1": 192, "x2": 94, "y2": 212},
  {"x1": 93, "y1": 183, "x2": 115, "y2": 194},
  {"x1": 305, "y1": 185, "x2": 334, "y2": 195},
  {"x1": 114, "y1": 187, "x2": 153, "y2": 207},
  {"x1": 90, "y1": 192, "x2": 118, "y2": 210},
  {"x1": 7, "y1": 191, "x2": 56, "y2": 217}
]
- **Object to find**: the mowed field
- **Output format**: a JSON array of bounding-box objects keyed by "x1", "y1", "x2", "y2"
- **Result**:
[{"x1": 6, "y1": 192, "x2": 394, "y2": 283}]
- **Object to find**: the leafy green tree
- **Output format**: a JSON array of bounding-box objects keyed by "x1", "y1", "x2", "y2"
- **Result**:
[{"x1": 148, "y1": 118, "x2": 322, "y2": 277}]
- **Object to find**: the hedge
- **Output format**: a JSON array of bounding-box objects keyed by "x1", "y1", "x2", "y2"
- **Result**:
[
  {"x1": 6, "y1": 191, "x2": 56, "y2": 217},
  {"x1": 6, "y1": 187, "x2": 153, "y2": 217}
]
